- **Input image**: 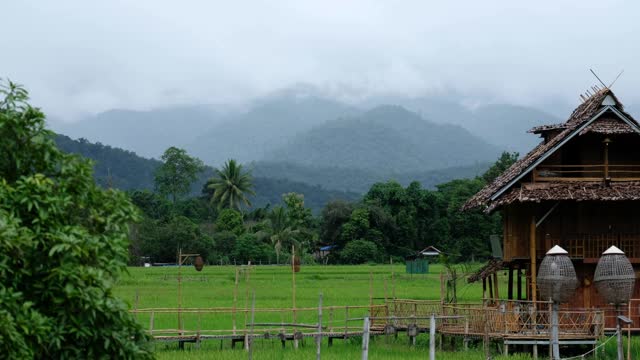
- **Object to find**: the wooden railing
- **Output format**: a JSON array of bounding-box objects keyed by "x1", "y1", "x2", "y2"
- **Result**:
[
  {"x1": 437, "y1": 300, "x2": 604, "y2": 340},
  {"x1": 543, "y1": 233, "x2": 640, "y2": 261},
  {"x1": 534, "y1": 164, "x2": 640, "y2": 182}
]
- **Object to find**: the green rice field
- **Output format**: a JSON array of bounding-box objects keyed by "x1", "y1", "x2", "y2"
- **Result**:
[{"x1": 114, "y1": 264, "x2": 640, "y2": 359}]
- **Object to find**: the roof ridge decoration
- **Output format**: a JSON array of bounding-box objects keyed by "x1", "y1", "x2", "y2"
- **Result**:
[{"x1": 464, "y1": 88, "x2": 640, "y2": 213}]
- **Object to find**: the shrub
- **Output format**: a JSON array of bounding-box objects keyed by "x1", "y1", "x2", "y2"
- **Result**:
[
  {"x1": 0, "y1": 81, "x2": 152, "y2": 358},
  {"x1": 340, "y1": 239, "x2": 382, "y2": 264}
]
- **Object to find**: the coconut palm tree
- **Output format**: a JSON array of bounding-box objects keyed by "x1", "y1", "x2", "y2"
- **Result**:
[
  {"x1": 257, "y1": 206, "x2": 299, "y2": 264},
  {"x1": 207, "y1": 159, "x2": 255, "y2": 210}
]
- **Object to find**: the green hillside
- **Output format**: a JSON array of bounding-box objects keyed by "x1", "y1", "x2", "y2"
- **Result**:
[
  {"x1": 54, "y1": 134, "x2": 359, "y2": 212},
  {"x1": 266, "y1": 105, "x2": 500, "y2": 173}
]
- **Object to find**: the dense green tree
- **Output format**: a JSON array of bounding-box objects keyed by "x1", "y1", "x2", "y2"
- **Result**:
[
  {"x1": 482, "y1": 151, "x2": 519, "y2": 183},
  {"x1": 212, "y1": 231, "x2": 237, "y2": 264},
  {"x1": 207, "y1": 159, "x2": 255, "y2": 210},
  {"x1": 340, "y1": 239, "x2": 382, "y2": 264},
  {"x1": 232, "y1": 233, "x2": 274, "y2": 264},
  {"x1": 154, "y1": 146, "x2": 204, "y2": 203},
  {"x1": 319, "y1": 200, "x2": 354, "y2": 245},
  {"x1": 138, "y1": 216, "x2": 213, "y2": 263},
  {"x1": 215, "y1": 208, "x2": 245, "y2": 236},
  {"x1": 0, "y1": 80, "x2": 151, "y2": 358}
]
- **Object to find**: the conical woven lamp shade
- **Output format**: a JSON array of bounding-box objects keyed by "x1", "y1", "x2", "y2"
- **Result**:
[
  {"x1": 537, "y1": 245, "x2": 578, "y2": 303},
  {"x1": 594, "y1": 246, "x2": 635, "y2": 305}
]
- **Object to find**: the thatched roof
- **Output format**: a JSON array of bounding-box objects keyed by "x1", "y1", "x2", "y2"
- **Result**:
[
  {"x1": 485, "y1": 181, "x2": 640, "y2": 212},
  {"x1": 579, "y1": 116, "x2": 636, "y2": 135},
  {"x1": 467, "y1": 258, "x2": 504, "y2": 283},
  {"x1": 463, "y1": 88, "x2": 640, "y2": 213}
]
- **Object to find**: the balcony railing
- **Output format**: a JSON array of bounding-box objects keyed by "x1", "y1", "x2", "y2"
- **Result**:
[
  {"x1": 542, "y1": 233, "x2": 640, "y2": 261},
  {"x1": 534, "y1": 164, "x2": 640, "y2": 182}
]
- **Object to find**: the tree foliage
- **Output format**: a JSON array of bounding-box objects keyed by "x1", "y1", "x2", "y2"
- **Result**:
[
  {"x1": 154, "y1": 147, "x2": 204, "y2": 203},
  {"x1": 206, "y1": 159, "x2": 255, "y2": 210},
  {"x1": 0, "y1": 80, "x2": 152, "y2": 358}
]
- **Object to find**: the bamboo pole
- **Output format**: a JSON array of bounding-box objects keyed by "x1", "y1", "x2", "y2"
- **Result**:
[
  {"x1": 369, "y1": 271, "x2": 373, "y2": 309},
  {"x1": 134, "y1": 289, "x2": 139, "y2": 320},
  {"x1": 390, "y1": 257, "x2": 396, "y2": 299},
  {"x1": 233, "y1": 268, "x2": 238, "y2": 335},
  {"x1": 292, "y1": 245, "x2": 298, "y2": 349},
  {"x1": 248, "y1": 291, "x2": 256, "y2": 360},
  {"x1": 316, "y1": 293, "x2": 323, "y2": 360},
  {"x1": 384, "y1": 278, "x2": 388, "y2": 303},
  {"x1": 628, "y1": 301, "x2": 632, "y2": 360},
  {"x1": 244, "y1": 262, "x2": 251, "y2": 350},
  {"x1": 178, "y1": 248, "x2": 183, "y2": 335}
]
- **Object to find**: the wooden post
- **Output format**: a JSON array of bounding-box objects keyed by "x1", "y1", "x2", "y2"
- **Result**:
[
  {"x1": 177, "y1": 248, "x2": 183, "y2": 335},
  {"x1": 244, "y1": 261, "x2": 251, "y2": 350},
  {"x1": 551, "y1": 303, "x2": 559, "y2": 360},
  {"x1": 369, "y1": 271, "x2": 373, "y2": 309},
  {"x1": 317, "y1": 293, "x2": 323, "y2": 360},
  {"x1": 604, "y1": 138, "x2": 610, "y2": 179},
  {"x1": 628, "y1": 301, "x2": 632, "y2": 360},
  {"x1": 383, "y1": 278, "x2": 388, "y2": 303},
  {"x1": 292, "y1": 245, "x2": 298, "y2": 349},
  {"x1": 149, "y1": 310, "x2": 155, "y2": 336},
  {"x1": 344, "y1": 306, "x2": 349, "y2": 338},
  {"x1": 508, "y1": 266, "x2": 513, "y2": 300},
  {"x1": 429, "y1": 314, "x2": 436, "y2": 360},
  {"x1": 134, "y1": 290, "x2": 139, "y2": 320},
  {"x1": 440, "y1": 272, "x2": 445, "y2": 304},
  {"x1": 464, "y1": 318, "x2": 469, "y2": 351},
  {"x1": 361, "y1": 317, "x2": 370, "y2": 360},
  {"x1": 482, "y1": 278, "x2": 487, "y2": 303},
  {"x1": 488, "y1": 274, "x2": 494, "y2": 301},
  {"x1": 233, "y1": 268, "x2": 238, "y2": 335},
  {"x1": 493, "y1": 272, "x2": 500, "y2": 300},
  {"x1": 390, "y1": 257, "x2": 396, "y2": 300},
  {"x1": 248, "y1": 291, "x2": 256, "y2": 360},
  {"x1": 517, "y1": 267, "x2": 522, "y2": 300},
  {"x1": 617, "y1": 305, "x2": 624, "y2": 360},
  {"x1": 530, "y1": 216, "x2": 537, "y2": 303}
]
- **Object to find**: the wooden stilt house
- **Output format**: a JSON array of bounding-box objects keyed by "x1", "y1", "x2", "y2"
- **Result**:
[{"x1": 464, "y1": 87, "x2": 640, "y2": 327}]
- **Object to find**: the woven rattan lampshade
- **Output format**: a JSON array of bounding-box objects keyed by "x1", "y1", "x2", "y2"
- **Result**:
[
  {"x1": 537, "y1": 245, "x2": 578, "y2": 303},
  {"x1": 594, "y1": 246, "x2": 635, "y2": 305}
]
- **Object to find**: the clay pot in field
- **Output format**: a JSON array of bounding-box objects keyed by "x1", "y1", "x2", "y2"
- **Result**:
[{"x1": 194, "y1": 256, "x2": 204, "y2": 272}]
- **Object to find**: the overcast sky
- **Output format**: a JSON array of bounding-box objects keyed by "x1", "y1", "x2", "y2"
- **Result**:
[{"x1": 3, "y1": 1, "x2": 640, "y2": 119}]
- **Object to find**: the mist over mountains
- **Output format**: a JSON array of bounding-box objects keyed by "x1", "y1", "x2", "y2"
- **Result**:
[{"x1": 47, "y1": 85, "x2": 566, "y2": 209}]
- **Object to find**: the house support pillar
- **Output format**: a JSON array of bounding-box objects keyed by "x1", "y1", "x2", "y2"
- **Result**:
[{"x1": 529, "y1": 216, "x2": 537, "y2": 303}]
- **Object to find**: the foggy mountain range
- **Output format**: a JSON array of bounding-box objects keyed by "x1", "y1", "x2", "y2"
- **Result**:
[{"x1": 51, "y1": 85, "x2": 561, "y2": 167}]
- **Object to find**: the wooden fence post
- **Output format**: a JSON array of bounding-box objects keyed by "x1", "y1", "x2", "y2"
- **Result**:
[
  {"x1": 248, "y1": 291, "x2": 256, "y2": 360},
  {"x1": 361, "y1": 317, "x2": 370, "y2": 360},
  {"x1": 429, "y1": 314, "x2": 436, "y2": 360},
  {"x1": 316, "y1": 293, "x2": 323, "y2": 360}
]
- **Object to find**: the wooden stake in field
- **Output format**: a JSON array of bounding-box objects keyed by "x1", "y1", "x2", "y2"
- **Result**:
[
  {"x1": 233, "y1": 268, "x2": 239, "y2": 335},
  {"x1": 361, "y1": 317, "x2": 370, "y2": 360},
  {"x1": 390, "y1": 257, "x2": 396, "y2": 299},
  {"x1": 248, "y1": 291, "x2": 256, "y2": 360},
  {"x1": 316, "y1": 293, "x2": 323, "y2": 360},
  {"x1": 244, "y1": 261, "x2": 252, "y2": 350},
  {"x1": 369, "y1": 271, "x2": 373, "y2": 308},
  {"x1": 429, "y1": 314, "x2": 436, "y2": 360},
  {"x1": 178, "y1": 248, "x2": 183, "y2": 335},
  {"x1": 292, "y1": 245, "x2": 298, "y2": 349}
]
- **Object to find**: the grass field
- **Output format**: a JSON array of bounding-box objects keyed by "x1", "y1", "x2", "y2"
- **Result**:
[{"x1": 114, "y1": 264, "x2": 639, "y2": 359}]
